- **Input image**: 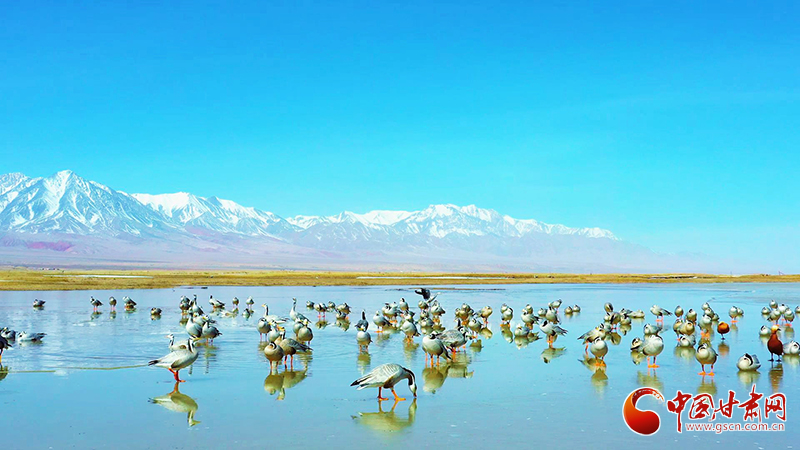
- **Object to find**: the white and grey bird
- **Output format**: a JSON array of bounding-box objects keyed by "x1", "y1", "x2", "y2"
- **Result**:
[
  {"x1": 737, "y1": 353, "x2": 761, "y2": 371},
  {"x1": 149, "y1": 339, "x2": 199, "y2": 382},
  {"x1": 355, "y1": 310, "x2": 369, "y2": 331},
  {"x1": 642, "y1": 334, "x2": 664, "y2": 368},
  {"x1": 440, "y1": 327, "x2": 468, "y2": 356},
  {"x1": 784, "y1": 341, "x2": 800, "y2": 356},
  {"x1": 356, "y1": 328, "x2": 372, "y2": 352},
  {"x1": 589, "y1": 337, "x2": 608, "y2": 366},
  {"x1": 167, "y1": 333, "x2": 189, "y2": 352},
  {"x1": 695, "y1": 342, "x2": 718, "y2": 376},
  {"x1": 17, "y1": 331, "x2": 46, "y2": 343},
  {"x1": 650, "y1": 305, "x2": 672, "y2": 320},
  {"x1": 290, "y1": 298, "x2": 308, "y2": 322},
  {"x1": 422, "y1": 332, "x2": 451, "y2": 365},
  {"x1": 350, "y1": 363, "x2": 417, "y2": 401}
]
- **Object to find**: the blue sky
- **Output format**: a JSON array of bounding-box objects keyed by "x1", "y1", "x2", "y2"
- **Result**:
[{"x1": 1, "y1": 2, "x2": 799, "y2": 270}]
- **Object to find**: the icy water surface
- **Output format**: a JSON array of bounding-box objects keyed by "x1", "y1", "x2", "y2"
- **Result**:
[{"x1": 1, "y1": 283, "x2": 798, "y2": 448}]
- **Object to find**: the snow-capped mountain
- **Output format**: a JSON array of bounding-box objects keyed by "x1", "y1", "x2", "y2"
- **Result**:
[
  {"x1": 131, "y1": 192, "x2": 296, "y2": 237},
  {"x1": 0, "y1": 171, "x2": 168, "y2": 236},
  {"x1": 287, "y1": 204, "x2": 614, "y2": 240},
  {"x1": 0, "y1": 170, "x2": 707, "y2": 272}
]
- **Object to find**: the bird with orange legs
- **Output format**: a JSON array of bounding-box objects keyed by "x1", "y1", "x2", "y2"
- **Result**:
[
  {"x1": 589, "y1": 337, "x2": 608, "y2": 366},
  {"x1": 642, "y1": 334, "x2": 664, "y2": 368},
  {"x1": 717, "y1": 322, "x2": 730, "y2": 340},
  {"x1": 650, "y1": 305, "x2": 672, "y2": 323},
  {"x1": 695, "y1": 342, "x2": 717, "y2": 376},
  {"x1": 540, "y1": 320, "x2": 567, "y2": 347},
  {"x1": 149, "y1": 339, "x2": 199, "y2": 382},
  {"x1": 768, "y1": 325, "x2": 784, "y2": 362},
  {"x1": 350, "y1": 363, "x2": 417, "y2": 401},
  {"x1": 728, "y1": 306, "x2": 740, "y2": 324}
]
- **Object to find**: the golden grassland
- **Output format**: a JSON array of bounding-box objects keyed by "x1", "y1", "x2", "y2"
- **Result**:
[{"x1": 0, "y1": 269, "x2": 798, "y2": 291}]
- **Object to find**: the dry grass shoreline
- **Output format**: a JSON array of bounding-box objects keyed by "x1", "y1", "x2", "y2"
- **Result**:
[{"x1": 0, "y1": 269, "x2": 798, "y2": 291}]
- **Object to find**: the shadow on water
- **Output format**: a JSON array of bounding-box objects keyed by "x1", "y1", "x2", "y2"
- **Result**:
[
  {"x1": 352, "y1": 398, "x2": 417, "y2": 437},
  {"x1": 150, "y1": 382, "x2": 200, "y2": 427}
]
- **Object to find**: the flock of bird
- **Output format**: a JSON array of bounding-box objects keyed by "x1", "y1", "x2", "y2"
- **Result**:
[{"x1": 0, "y1": 290, "x2": 798, "y2": 401}]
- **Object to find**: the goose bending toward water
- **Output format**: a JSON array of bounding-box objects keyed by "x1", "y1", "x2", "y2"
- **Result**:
[
  {"x1": 149, "y1": 339, "x2": 199, "y2": 382},
  {"x1": 350, "y1": 363, "x2": 417, "y2": 401}
]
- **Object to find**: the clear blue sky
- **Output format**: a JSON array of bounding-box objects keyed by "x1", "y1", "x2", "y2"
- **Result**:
[{"x1": 1, "y1": 2, "x2": 799, "y2": 270}]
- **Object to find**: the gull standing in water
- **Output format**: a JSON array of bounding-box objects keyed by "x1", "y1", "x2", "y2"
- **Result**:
[
  {"x1": 350, "y1": 363, "x2": 417, "y2": 401},
  {"x1": 149, "y1": 339, "x2": 199, "y2": 382}
]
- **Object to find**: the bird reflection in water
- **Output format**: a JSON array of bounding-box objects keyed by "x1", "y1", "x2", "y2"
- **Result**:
[
  {"x1": 697, "y1": 377, "x2": 717, "y2": 396},
  {"x1": 769, "y1": 364, "x2": 783, "y2": 393},
  {"x1": 0, "y1": 365, "x2": 9, "y2": 382},
  {"x1": 479, "y1": 328, "x2": 493, "y2": 340},
  {"x1": 469, "y1": 339, "x2": 482, "y2": 353},
  {"x1": 630, "y1": 351, "x2": 646, "y2": 366},
  {"x1": 353, "y1": 398, "x2": 417, "y2": 435},
  {"x1": 315, "y1": 319, "x2": 329, "y2": 330},
  {"x1": 500, "y1": 324, "x2": 514, "y2": 344},
  {"x1": 422, "y1": 366, "x2": 446, "y2": 394},
  {"x1": 335, "y1": 318, "x2": 351, "y2": 332},
  {"x1": 637, "y1": 370, "x2": 664, "y2": 392},
  {"x1": 109, "y1": 311, "x2": 117, "y2": 320},
  {"x1": 718, "y1": 342, "x2": 730, "y2": 357},
  {"x1": 90, "y1": 311, "x2": 102, "y2": 320},
  {"x1": 607, "y1": 332, "x2": 622, "y2": 345},
  {"x1": 357, "y1": 352, "x2": 371, "y2": 374},
  {"x1": 783, "y1": 354, "x2": 799, "y2": 369},
  {"x1": 737, "y1": 370, "x2": 760, "y2": 386},
  {"x1": 579, "y1": 355, "x2": 608, "y2": 395},
  {"x1": 202, "y1": 343, "x2": 218, "y2": 374},
  {"x1": 403, "y1": 340, "x2": 419, "y2": 362},
  {"x1": 541, "y1": 346, "x2": 565, "y2": 363},
  {"x1": 674, "y1": 346, "x2": 695, "y2": 362},
  {"x1": 263, "y1": 367, "x2": 308, "y2": 401},
  {"x1": 150, "y1": 382, "x2": 200, "y2": 427}
]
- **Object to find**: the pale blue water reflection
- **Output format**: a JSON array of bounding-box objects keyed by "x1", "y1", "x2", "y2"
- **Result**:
[{"x1": 0, "y1": 283, "x2": 798, "y2": 448}]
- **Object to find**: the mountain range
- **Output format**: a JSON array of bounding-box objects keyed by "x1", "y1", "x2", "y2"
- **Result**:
[{"x1": 0, "y1": 170, "x2": 716, "y2": 272}]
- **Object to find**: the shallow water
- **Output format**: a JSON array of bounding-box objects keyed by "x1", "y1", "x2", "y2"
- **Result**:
[{"x1": 1, "y1": 283, "x2": 798, "y2": 448}]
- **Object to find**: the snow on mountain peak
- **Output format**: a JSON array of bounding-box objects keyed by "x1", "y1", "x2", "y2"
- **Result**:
[{"x1": 0, "y1": 171, "x2": 617, "y2": 242}]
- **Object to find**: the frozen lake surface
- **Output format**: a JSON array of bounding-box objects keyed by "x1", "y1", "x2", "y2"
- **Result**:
[{"x1": 0, "y1": 283, "x2": 797, "y2": 448}]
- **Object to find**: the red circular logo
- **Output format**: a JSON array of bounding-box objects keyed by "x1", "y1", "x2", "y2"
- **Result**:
[{"x1": 623, "y1": 388, "x2": 665, "y2": 435}]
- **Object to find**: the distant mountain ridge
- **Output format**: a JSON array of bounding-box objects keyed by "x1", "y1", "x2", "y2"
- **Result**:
[{"x1": 0, "y1": 170, "x2": 715, "y2": 272}]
